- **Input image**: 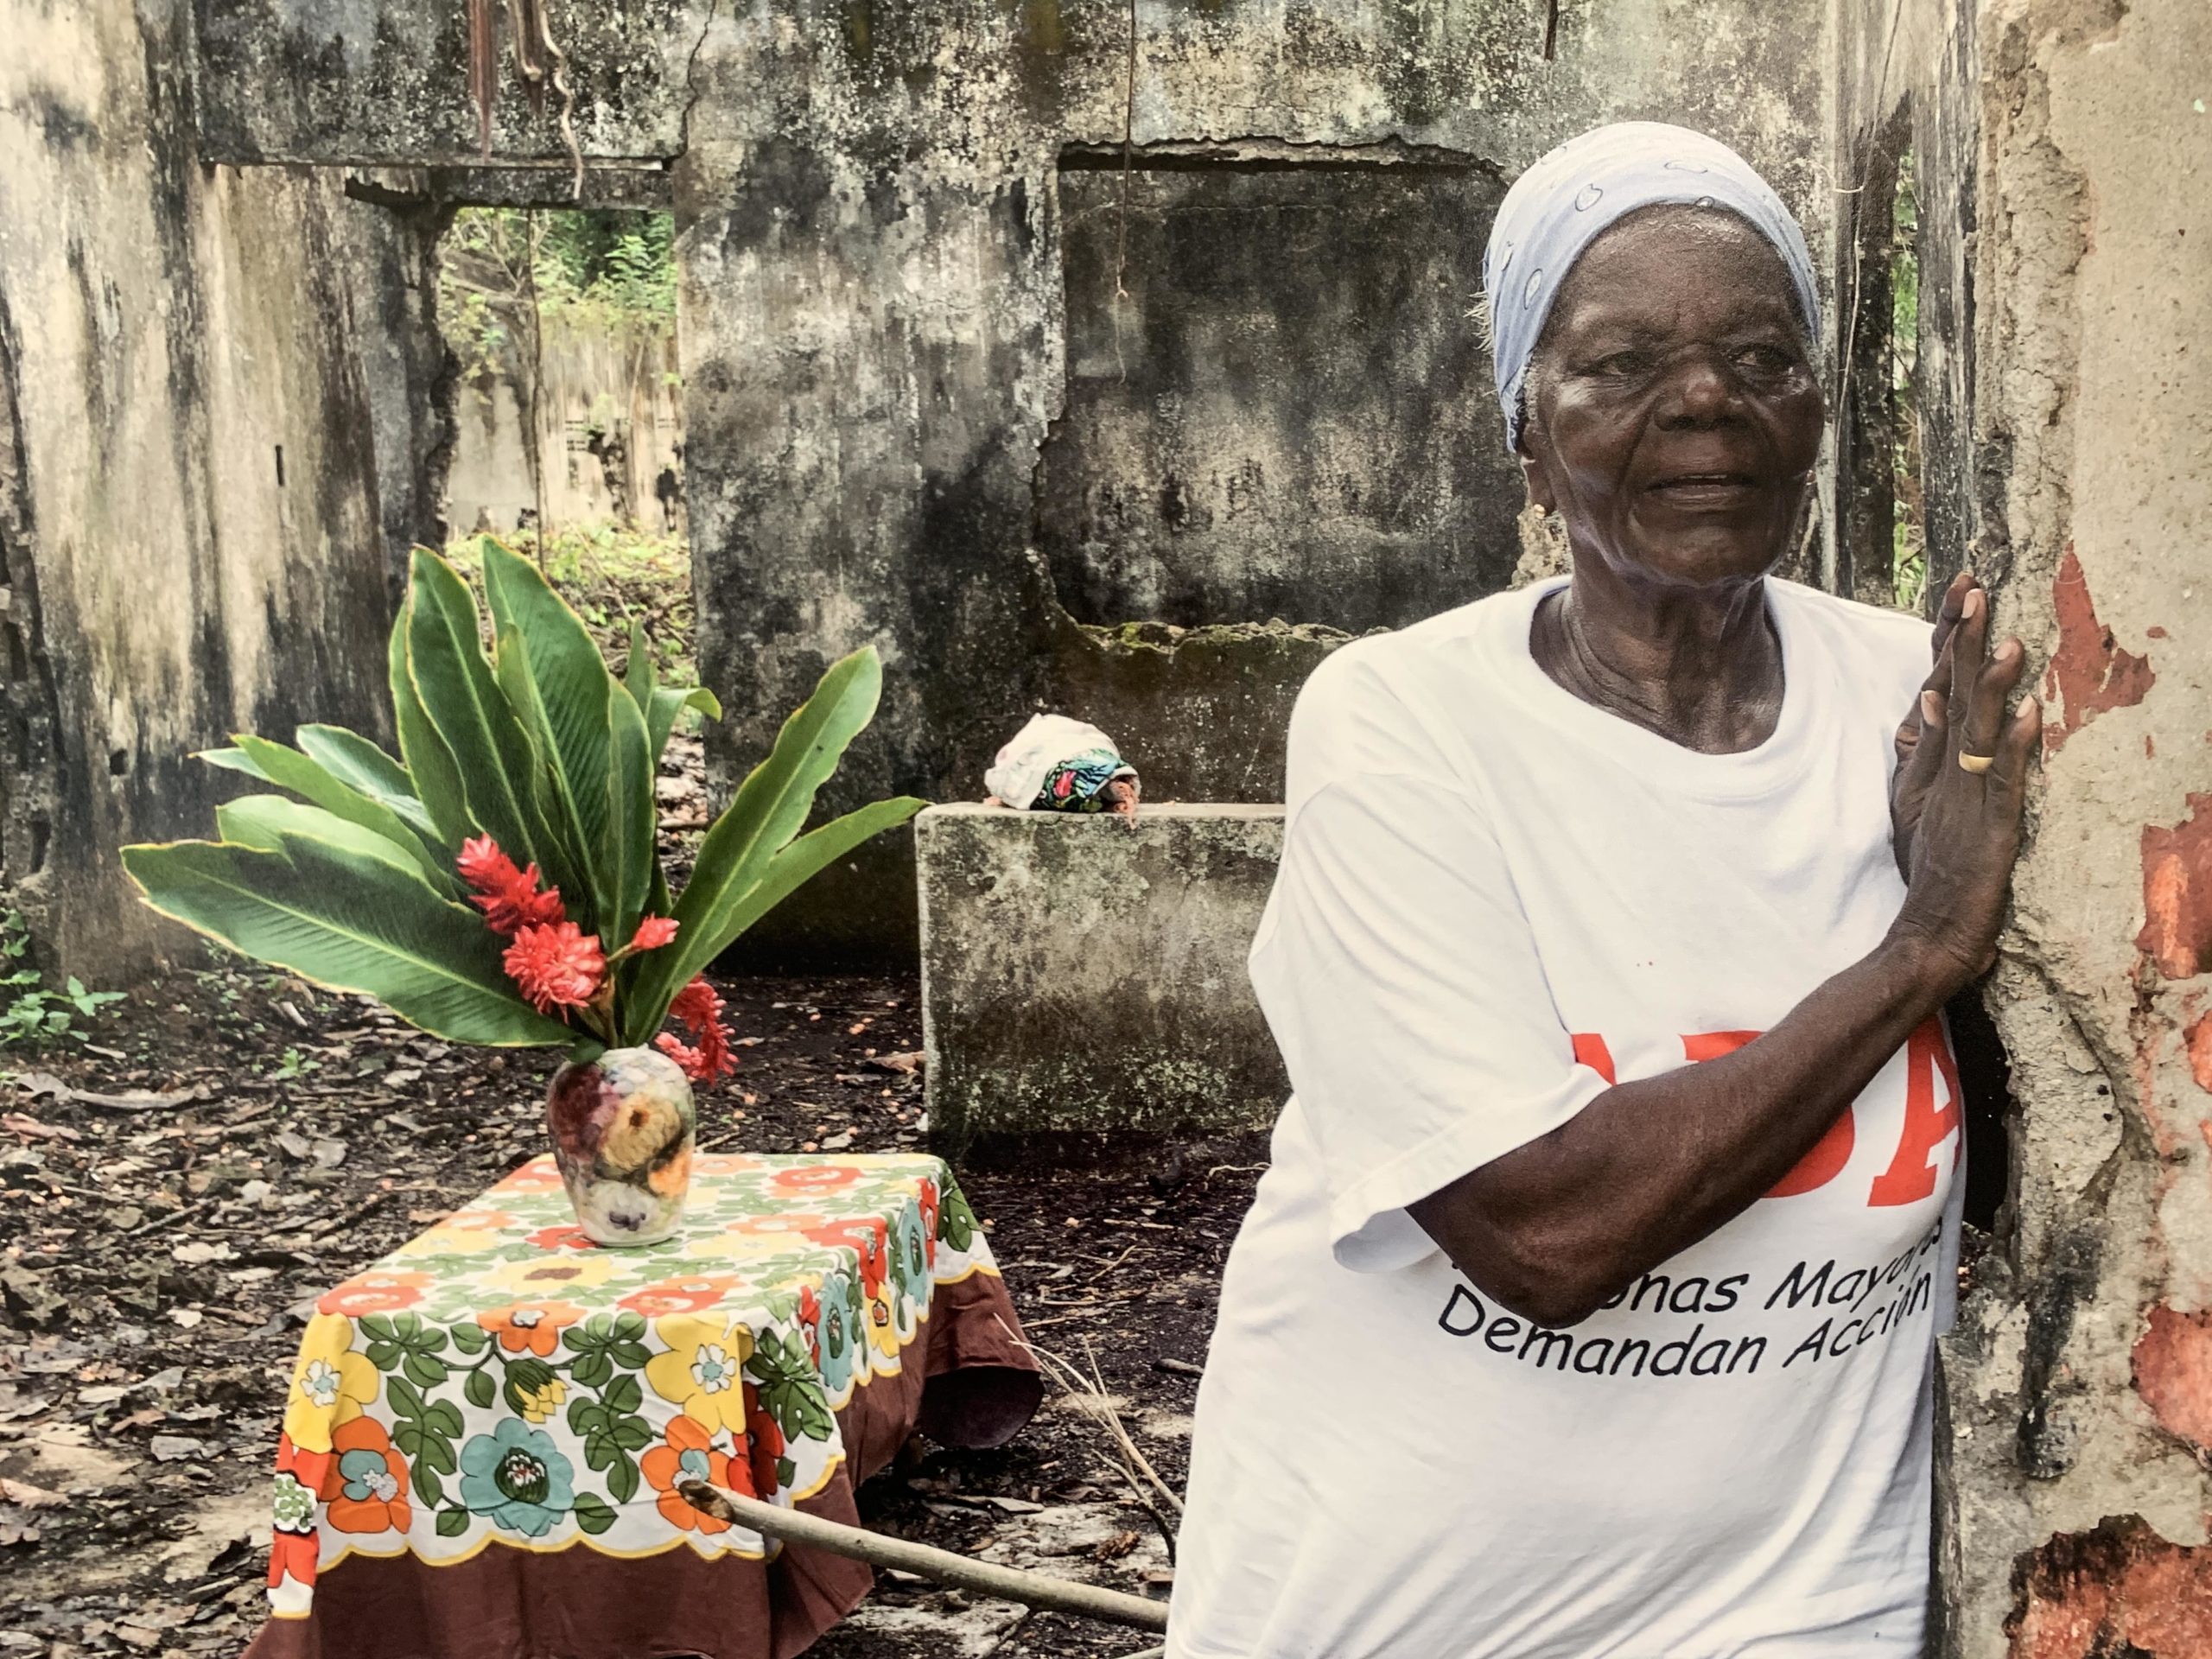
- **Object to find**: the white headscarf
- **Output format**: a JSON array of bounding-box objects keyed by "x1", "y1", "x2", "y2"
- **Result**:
[{"x1": 1483, "y1": 122, "x2": 1821, "y2": 453}]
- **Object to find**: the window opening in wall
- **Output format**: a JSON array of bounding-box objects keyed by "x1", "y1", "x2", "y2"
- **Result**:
[
  {"x1": 1888, "y1": 149, "x2": 1926, "y2": 614},
  {"x1": 435, "y1": 207, "x2": 684, "y2": 556},
  {"x1": 429, "y1": 201, "x2": 698, "y2": 771}
]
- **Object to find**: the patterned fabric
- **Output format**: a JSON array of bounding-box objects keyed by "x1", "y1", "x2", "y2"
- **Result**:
[
  {"x1": 263, "y1": 1153, "x2": 1000, "y2": 1621},
  {"x1": 1033, "y1": 747, "x2": 1137, "y2": 812},
  {"x1": 1482, "y1": 122, "x2": 1821, "y2": 453}
]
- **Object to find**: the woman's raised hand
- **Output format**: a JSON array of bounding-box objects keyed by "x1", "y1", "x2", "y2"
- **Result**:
[
  {"x1": 1890, "y1": 570, "x2": 1974, "y2": 875},
  {"x1": 1887, "y1": 575, "x2": 2040, "y2": 992}
]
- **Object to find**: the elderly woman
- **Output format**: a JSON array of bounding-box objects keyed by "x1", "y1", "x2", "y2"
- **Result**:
[{"x1": 1169, "y1": 124, "x2": 2036, "y2": 1657}]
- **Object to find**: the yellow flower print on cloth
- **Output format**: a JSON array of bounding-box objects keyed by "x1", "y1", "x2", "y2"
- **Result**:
[
  {"x1": 477, "y1": 1251, "x2": 626, "y2": 1298},
  {"x1": 283, "y1": 1314, "x2": 379, "y2": 1453},
  {"x1": 395, "y1": 1208, "x2": 520, "y2": 1258},
  {"x1": 644, "y1": 1315, "x2": 755, "y2": 1434}
]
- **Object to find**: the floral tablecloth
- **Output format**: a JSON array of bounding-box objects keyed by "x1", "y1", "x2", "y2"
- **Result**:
[{"x1": 245, "y1": 1152, "x2": 1038, "y2": 1659}]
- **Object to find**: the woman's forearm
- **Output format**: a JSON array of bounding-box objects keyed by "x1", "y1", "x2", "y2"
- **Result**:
[{"x1": 1408, "y1": 928, "x2": 1967, "y2": 1328}]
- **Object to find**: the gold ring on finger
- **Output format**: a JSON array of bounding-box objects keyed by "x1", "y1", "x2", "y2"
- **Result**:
[{"x1": 1957, "y1": 752, "x2": 1996, "y2": 774}]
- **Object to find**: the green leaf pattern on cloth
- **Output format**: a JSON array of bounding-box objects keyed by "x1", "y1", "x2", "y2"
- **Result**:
[{"x1": 265, "y1": 1154, "x2": 1001, "y2": 1620}]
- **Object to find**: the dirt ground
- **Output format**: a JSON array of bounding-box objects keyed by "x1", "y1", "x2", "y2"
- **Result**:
[{"x1": 0, "y1": 959, "x2": 1262, "y2": 1659}]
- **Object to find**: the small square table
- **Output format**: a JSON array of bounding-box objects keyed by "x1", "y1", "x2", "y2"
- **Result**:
[{"x1": 244, "y1": 1152, "x2": 1039, "y2": 1659}]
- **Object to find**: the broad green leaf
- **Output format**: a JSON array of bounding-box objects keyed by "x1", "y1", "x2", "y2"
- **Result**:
[
  {"x1": 615, "y1": 797, "x2": 921, "y2": 1048},
  {"x1": 647, "y1": 684, "x2": 721, "y2": 766},
  {"x1": 482, "y1": 541, "x2": 619, "y2": 928},
  {"x1": 121, "y1": 835, "x2": 572, "y2": 1046},
  {"x1": 624, "y1": 618, "x2": 720, "y2": 766},
  {"x1": 295, "y1": 725, "x2": 440, "y2": 847},
  {"x1": 406, "y1": 549, "x2": 559, "y2": 879},
  {"x1": 627, "y1": 648, "x2": 891, "y2": 1033},
  {"x1": 215, "y1": 797, "x2": 426, "y2": 884},
  {"x1": 624, "y1": 620, "x2": 657, "y2": 710},
  {"x1": 604, "y1": 679, "x2": 656, "y2": 959},
  {"x1": 198, "y1": 746, "x2": 269, "y2": 781},
  {"x1": 391, "y1": 592, "x2": 474, "y2": 852},
  {"x1": 225, "y1": 734, "x2": 459, "y2": 895},
  {"x1": 492, "y1": 623, "x2": 594, "y2": 925}
]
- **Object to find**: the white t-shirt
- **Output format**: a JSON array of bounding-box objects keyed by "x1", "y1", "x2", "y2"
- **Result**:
[{"x1": 1170, "y1": 576, "x2": 1964, "y2": 1659}]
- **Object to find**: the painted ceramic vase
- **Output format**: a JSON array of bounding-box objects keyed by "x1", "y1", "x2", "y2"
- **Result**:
[{"x1": 544, "y1": 1046, "x2": 696, "y2": 1246}]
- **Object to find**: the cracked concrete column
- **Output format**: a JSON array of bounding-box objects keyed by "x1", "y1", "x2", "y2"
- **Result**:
[{"x1": 1936, "y1": 1, "x2": 2212, "y2": 1652}]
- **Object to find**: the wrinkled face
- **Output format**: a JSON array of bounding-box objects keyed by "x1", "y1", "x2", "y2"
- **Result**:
[{"x1": 1516, "y1": 207, "x2": 1825, "y2": 589}]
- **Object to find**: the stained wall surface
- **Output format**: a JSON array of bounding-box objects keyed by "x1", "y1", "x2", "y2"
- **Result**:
[
  {"x1": 671, "y1": 0, "x2": 1833, "y2": 964},
  {"x1": 0, "y1": 0, "x2": 448, "y2": 977},
  {"x1": 444, "y1": 315, "x2": 686, "y2": 535}
]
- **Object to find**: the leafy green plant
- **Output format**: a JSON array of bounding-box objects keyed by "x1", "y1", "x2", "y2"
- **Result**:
[
  {"x1": 122, "y1": 537, "x2": 922, "y2": 1061},
  {"x1": 0, "y1": 909, "x2": 123, "y2": 1047}
]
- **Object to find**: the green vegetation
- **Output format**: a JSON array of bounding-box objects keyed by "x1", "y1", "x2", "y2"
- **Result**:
[
  {"x1": 438, "y1": 208, "x2": 677, "y2": 387},
  {"x1": 444, "y1": 525, "x2": 695, "y2": 691},
  {"x1": 1, "y1": 907, "x2": 123, "y2": 1047},
  {"x1": 122, "y1": 537, "x2": 919, "y2": 1056}
]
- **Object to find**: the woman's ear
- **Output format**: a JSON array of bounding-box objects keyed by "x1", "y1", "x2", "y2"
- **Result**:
[{"x1": 1517, "y1": 442, "x2": 1556, "y2": 517}]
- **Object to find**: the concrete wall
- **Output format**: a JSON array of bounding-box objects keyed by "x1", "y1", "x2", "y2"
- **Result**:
[
  {"x1": 445, "y1": 313, "x2": 685, "y2": 535},
  {"x1": 917, "y1": 803, "x2": 1286, "y2": 1151},
  {"x1": 669, "y1": 0, "x2": 1834, "y2": 966},
  {"x1": 0, "y1": 0, "x2": 448, "y2": 977}
]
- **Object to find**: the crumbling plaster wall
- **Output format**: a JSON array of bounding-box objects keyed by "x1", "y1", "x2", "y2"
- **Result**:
[
  {"x1": 0, "y1": 0, "x2": 449, "y2": 978},
  {"x1": 1916, "y1": 1, "x2": 2212, "y2": 1653},
  {"x1": 672, "y1": 0, "x2": 1834, "y2": 963}
]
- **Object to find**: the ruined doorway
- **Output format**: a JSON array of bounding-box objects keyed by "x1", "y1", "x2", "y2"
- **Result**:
[{"x1": 435, "y1": 204, "x2": 684, "y2": 545}]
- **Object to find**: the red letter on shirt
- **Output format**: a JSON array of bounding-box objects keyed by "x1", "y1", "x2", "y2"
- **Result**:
[
  {"x1": 1571, "y1": 1033, "x2": 1617, "y2": 1085},
  {"x1": 1682, "y1": 1031, "x2": 1856, "y2": 1198},
  {"x1": 1866, "y1": 1016, "x2": 1961, "y2": 1207}
]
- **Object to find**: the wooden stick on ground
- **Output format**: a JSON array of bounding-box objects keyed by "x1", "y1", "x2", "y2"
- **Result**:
[{"x1": 677, "y1": 1481, "x2": 1171, "y2": 1635}]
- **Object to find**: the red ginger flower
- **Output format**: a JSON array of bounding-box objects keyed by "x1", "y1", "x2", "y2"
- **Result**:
[
  {"x1": 657, "y1": 974, "x2": 735, "y2": 1083},
  {"x1": 457, "y1": 836, "x2": 565, "y2": 936},
  {"x1": 504, "y1": 921, "x2": 605, "y2": 1016},
  {"x1": 629, "y1": 916, "x2": 680, "y2": 952}
]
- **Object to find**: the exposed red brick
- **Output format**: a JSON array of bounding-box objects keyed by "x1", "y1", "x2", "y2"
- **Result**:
[
  {"x1": 2138, "y1": 795, "x2": 2212, "y2": 980},
  {"x1": 2044, "y1": 545, "x2": 2156, "y2": 755},
  {"x1": 2190, "y1": 1014, "x2": 2212, "y2": 1095},
  {"x1": 2134, "y1": 1305, "x2": 2212, "y2": 1449},
  {"x1": 2009, "y1": 1516, "x2": 2212, "y2": 1658}
]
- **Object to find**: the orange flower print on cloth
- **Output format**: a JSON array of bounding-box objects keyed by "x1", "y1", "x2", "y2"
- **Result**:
[
  {"x1": 268, "y1": 1433, "x2": 327, "y2": 1605},
  {"x1": 772, "y1": 1164, "x2": 861, "y2": 1195},
  {"x1": 317, "y1": 1270, "x2": 433, "y2": 1318},
  {"x1": 252, "y1": 1153, "x2": 1014, "y2": 1633},
  {"x1": 475, "y1": 1300, "x2": 587, "y2": 1357},
  {"x1": 644, "y1": 1316, "x2": 755, "y2": 1434},
  {"x1": 724, "y1": 1211, "x2": 830, "y2": 1238},
  {"x1": 917, "y1": 1178, "x2": 941, "y2": 1268},
  {"x1": 522, "y1": 1222, "x2": 594, "y2": 1252},
  {"x1": 320, "y1": 1417, "x2": 413, "y2": 1535},
  {"x1": 804, "y1": 1218, "x2": 890, "y2": 1299},
  {"x1": 619, "y1": 1274, "x2": 747, "y2": 1319},
  {"x1": 744, "y1": 1383, "x2": 787, "y2": 1500},
  {"x1": 641, "y1": 1415, "x2": 741, "y2": 1534},
  {"x1": 494, "y1": 1161, "x2": 568, "y2": 1195}
]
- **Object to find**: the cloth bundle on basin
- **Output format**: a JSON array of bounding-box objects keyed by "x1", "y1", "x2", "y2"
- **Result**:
[{"x1": 984, "y1": 714, "x2": 1140, "y2": 816}]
